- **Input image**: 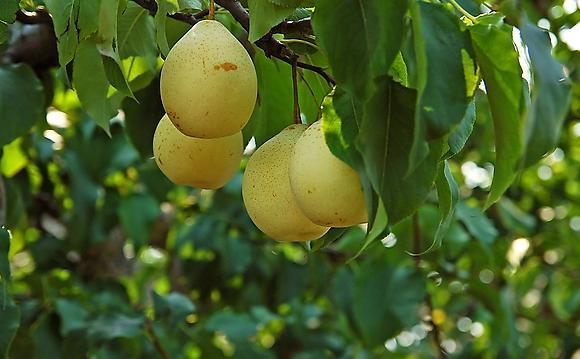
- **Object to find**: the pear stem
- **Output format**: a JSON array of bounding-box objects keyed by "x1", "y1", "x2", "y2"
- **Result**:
[
  {"x1": 209, "y1": 0, "x2": 215, "y2": 20},
  {"x1": 291, "y1": 56, "x2": 301, "y2": 125}
]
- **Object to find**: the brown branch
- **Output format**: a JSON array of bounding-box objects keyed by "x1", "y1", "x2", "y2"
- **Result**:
[
  {"x1": 144, "y1": 319, "x2": 171, "y2": 359},
  {"x1": 413, "y1": 213, "x2": 445, "y2": 359},
  {"x1": 291, "y1": 56, "x2": 301, "y2": 124}
]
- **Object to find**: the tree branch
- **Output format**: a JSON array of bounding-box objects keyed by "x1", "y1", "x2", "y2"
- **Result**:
[{"x1": 144, "y1": 319, "x2": 171, "y2": 359}]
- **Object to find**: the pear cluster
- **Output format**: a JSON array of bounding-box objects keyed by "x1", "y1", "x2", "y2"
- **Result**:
[
  {"x1": 153, "y1": 20, "x2": 257, "y2": 189},
  {"x1": 242, "y1": 121, "x2": 368, "y2": 242}
]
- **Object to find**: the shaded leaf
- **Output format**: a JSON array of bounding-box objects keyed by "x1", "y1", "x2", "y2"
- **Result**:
[
  {"x1": 433, "y1": 161, "x2": 459, "y2": 250},
  {"x1": 87, "y1": 314, "x2": 144, "y2": 341},
  {"x1": 44, "y1": 0, "x2": 80, "y2": 66},
  {"x1": 118, "y1": 193, "x2": 160, "y2": 250},
  {"x1": 248, "y1": 0, "x2": 295, "y2": 42},
  {"x1": 456, "y1": 201, "x2": 498, "y2": 248},
  {"x1": 205, "y1": 311, "x2": 257, "y2": 341},
  {"x1": 445, "y1": 100, "x2": 476, "y2": 159},
  {"x1": 0, "y1": 227, "x2": 10, "y2": 282},
  {"x1": 118, "y1": 2, "x2": 158, "y2": 59},
  {"x1": 0, "y1": 302, "x2": 20, "y2": 357},
  {"x1": 54, "y1": 299, "x2": 88, "y2": 336},
  {"x1": 469, "y1": 14, "x2": 526, "y2": 206},
  {"x1": 0, "y1": 64, "x2": 45, "y2": 147}
]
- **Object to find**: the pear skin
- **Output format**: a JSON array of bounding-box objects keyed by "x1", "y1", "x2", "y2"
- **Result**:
[
  {"x1": 242, "y1": 124, "x2": 330, "y2": 241},
  {"x1": 153, "y1": 115, "x2": 242, "y2": 189},
  {"x1": 160, "y1": 20, "x2": 257, "y2": 138},
  {"x1": 289, "y1": 121, "x2": 367, "y2": 227}
]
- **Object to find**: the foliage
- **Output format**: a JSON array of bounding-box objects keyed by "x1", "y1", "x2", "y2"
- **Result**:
[{"x1": 0, "y1": 0, "x2": 579, "y2": 357}]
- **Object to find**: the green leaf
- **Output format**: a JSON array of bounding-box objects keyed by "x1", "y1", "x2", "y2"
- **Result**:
[
  {"x1": 87, "y1": 314, "x2": 144, "y2": 341},
  {"x1": 0, "y1": 25, "x2": 8, "y2": 45},
  {"x1": 248, "y1": 0, "x2": 295, "y2": 42},
  {"x1": 312, "y1": 0, "x2": 408, "y2": 100},
  {"x1": 0, "y1": 227, "x2": 10, "y2": 282},
  {"x1": 178, "y1": 0, "x2": 203, "y2": 10},
  {"x1": 0, "y1": 0, "x2": 19, "y2": 23},
  {"x1": 0, "y1": 64, "x2": 45, "y2": 147},
  {"x1": 44, "y1": 0, "x2": 80, "y2": 66},
  {"x1": 310, "y1": 227, "x2": 347, "y2": 252},
  {"x1": 123, "y1": 77, "x2": 164, "y2": 158},
  {"x1": 0, "y1": 302, "x2": 20, "y2": 357},
  {"x1": 432, "y1": 161, "x2": 459, "y2": 250},
  {"x1": 78, "y1": 0, "x2": 101, "y2": 39},
  {"x1": 155, "y1": 0, "x2": 179, "y2": 57},
  {"x1": 469, "y1": 14, "x2": 526, "y2": 207},
  {"x1": 358, "y1": 78, "x2": 442, "y2": 225},
  {"x1": 101, "y1": 49, "x2": 136, "y2": 99},
  {"x1": 153, "y1": 292, "x2": 195, "y2": 325},
  {"x1": 205, "y1": 311, "x2": 257, "y2": 341},
  {"x1": 267, "y1": 0, "x2": 312, "y2": 7},
  {"x1": 54, "y1": 299, "x2": 88, "y2": 336},
  {"x1": 456, "y1": 201, "x2": 498, "y2": 248},
  {"x1": 118, "y1": 193, "x2": 160, "y2": 250},
  {"x1": 73, "y1": 40, "x2": 117, "y2": 133},
  {"x1": 1, "y1": 139, "x2": 28, "y2": 178},
  {"x1": 409, "y1": 2, "x2": 477, "y2": 171},
  {"x1": 445, "y1": 100, "x2": 476, "y2": 159},
  {"x1": 117, "y1": 2, "x2": 158, "y2": 59},
  {"x1": 520, "y1": 22, "x2": 572, "y2": 167},
  {"x1": 353, "y1": 260, "x2": 425, "y2": 347}
]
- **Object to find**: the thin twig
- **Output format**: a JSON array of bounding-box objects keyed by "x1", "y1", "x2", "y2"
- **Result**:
[
  {"x1": 291, "y1": 56, "x2": 301, "y2": 124},
  {"x1": 144, "y1": 319, "x2": 171, "y2": 359},
  {"x1": 448, "y1": 0, "x2": 478, "y2": 23},
  {"x1": 413, "y1": 213, "x2": 445, "y2": 359}
]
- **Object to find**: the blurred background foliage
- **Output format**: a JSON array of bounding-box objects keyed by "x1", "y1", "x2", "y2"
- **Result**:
[{"x1": 0, "y1": 0, "x2": 579, "y2": 358}]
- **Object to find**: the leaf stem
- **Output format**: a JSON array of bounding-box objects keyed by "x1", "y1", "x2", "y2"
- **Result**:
[
  {"x1": 291, "y1": 56, "x2": 301, "y2": 125},
  {"x1": 448, "y1": 0, "x2": 478, "y2": 23}
]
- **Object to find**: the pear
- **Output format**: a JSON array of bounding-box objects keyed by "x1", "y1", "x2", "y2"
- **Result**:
[
  {"x1": 289, "y1": 121, "x2": 367, "y2": 227},
  {"x1": 242, "y1": 124, "x2": 330, "y2": 242},
  {"x1": 160, "y1": 20, "x2": 257, "y2": 139},
  {"x1": 153, "y1": 115, "x2": 242, "y2": 189}
]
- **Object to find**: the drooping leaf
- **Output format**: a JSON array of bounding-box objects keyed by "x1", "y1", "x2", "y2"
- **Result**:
[
  {"x1": 432, "y1": 161, "x2": 459, "y2": 250},
  {"x1": 248, "y1": 0, "x2": 295, "y2": 42},
  {"x1": 117, "y1": 2, "x2": 158, "y2": 59},
  {"x1": 205, "y1": 311, "x2": 257, "y2": 341},
  {"x1": 409, "y1": 1, "x2": 477, "y2": 170},
  {"x1": 0, "y1": 227, "x2": 10, "y2": 282},
  {"x1": 358, "y1": 78, "x2": 442, "y2": 225},
  {"x1": 155, "y1": 0, "x2": 179, "y2": 57},
  {"x1": 456, "y1": 201, "x2": 498, "y2": 249},
  {"x1": 44, "y1": 0, "x2": 80, "y2": 66},
  {"x1": 0, "y1": 64, "x2": 45, "y2": 147},
  {"x1": 0, "y1": 302, "x2": 20, "y2": 357},
  {"x1": 153, "y1": 292, "x2": 196, "y2": 325},
  {"x1": 87, "y1": 314, "x2": 144, "y2": 341},
  {"x1": 0, "y1": 0, "x2": 19, "y2": 23},
  {"x1": 469, "y1": 14, "x2": 526, "y2": 207},
  {"x1": 118, "y1": 193, "x2": 160, "y2": 250},
  {"x1": 312, "y1": 0, "x2": 408, "y2": 100},
  {"x1": 520, "y1": 22, "x2": 572, "y2": 167},
  {"x1": 353, "y1": 260, "x2": 426, "y2": 347},
  {"x1": 73, "y1": 40, "x2": 117, "y2": 133},
  {"x1": 445, "y1": 100, "x2": 476, "y2": 159},
  {"x1": 54, "y1": 299, "x2": 89, "y2": 336},
  {"x1": 78, "y1": 0, "x2": 102, "y2": 39}
]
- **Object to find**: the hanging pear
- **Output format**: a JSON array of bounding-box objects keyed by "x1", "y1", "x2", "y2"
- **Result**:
[
  {"x1": 242, "y1": 124, "x2": 330, "y2": 242},
  {"x1": 160, "y1": 20, "x2": 257, "y2": 139},
  {"x1": 153, "y1": 115, "x2": 242, "y2": 189},
  {"x1": 289, "y1": 121, "x2": 367, "y2": 227}
]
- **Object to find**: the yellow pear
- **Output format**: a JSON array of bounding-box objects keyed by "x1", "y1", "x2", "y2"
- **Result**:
[
  {"x1": 242, "y1": 124, "x2": 330, "y2": 242},
  {"x1": 289, "y1": 121, "x2": 367, "y2": 227},
  {"x1": 153, "y1": 115, "x2": 242, "y2": 189},
  {"x1": 160, "y1": 20, "x2": 257, "y2": 138}
]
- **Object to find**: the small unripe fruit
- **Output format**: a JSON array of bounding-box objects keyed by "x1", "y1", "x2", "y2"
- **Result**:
[
  {"x1": 160, "y1": 20, "x2": 257, "y2": 138},
  {"x1": 289, "y1": 121, "x2": 367, "y2": 227},
  {"x1": 153, "y1": 115, "x2": 242, "y2": 189},
  {"x1": 242, "y1": 124, "x2": 330, "y2": 242}
]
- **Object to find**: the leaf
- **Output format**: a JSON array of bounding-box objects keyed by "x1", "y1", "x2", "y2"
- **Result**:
[
  {"x1": 469, "y1": 14, "x2": 526, "y2": 207},
  {"x1": 73, "y1": 40, "x2": 117, "y2": 133},
  {"x1": 248, "y1": 0, "x2": 295, "y2": 42},
  {"x1": 353, "y1": 260, "x2": 425, "y2": 347},
  {"x1": 409, "y1": 1, "x2": 477, "y2": 171},
  {"x1": 153, "y1": 292, "x2": 195, "y2": 325},
  {"x1": 118, "y1": 193, "x2": 160, "y2": 250},
  {"x1": 1, "y1": 139, "x2": 28, "y2": 178},
  {"x1": 520, "y1": 22, "x2": 572, "y2": 167},
  {"x1": 101, "y1": 50, "x2": 136, "y2": 99},
  {"x1": 0, "y1": 0, "x2": 19, "y2": 23},
  {"x1": 54, "y1": 299, "x2": 89, "y2": 336},
  {"x1": 312, "y1": 0, "x2": 408, "y2": 100},
  {"x1": 178, "y1": 0, "x2": 203, "y2": 10},
  {"x1": 310, "y1": 227, "x2": 348, "y2": 252},
  {"x1": 155, "y1": 0, "x2": 179, "y2": 57},
  {"x1": 267, "y1": 0, "x2": 312, "y2": 7},
  {"x1": 0, "y1": 227, "x2": 10, "y2": 282},
  {"x1": 358, "y1": 78, "x2": 442, "y2": 225},
  {"x1": 0, "y1": 302, "x2": 20, "y2": 357},
  {"x1": 455, "y1": 201, "x2": 498, "y2": 248},
  {"x1": 0, "y1": 64, "x2": 45, "y2": 147},
  {"x1": 117, "y1": 2, "x2": 158, "y2": 59},
  {"x1": 44, "y1": 0, "x2": 80, "y2": 66},
  {"x1": 123, "y1": 77, "x2": 164, "y2": 158},
  {"x1": 205, "y1": 311, "x2": 257, "y2": 341},
  {"x1": 218, "y1": 235, "x2": 252, "y2": 275},
  {"x1": 87, "y1": 314, "x2": 144, "y2": 341},
  {"x1": 445, "y1": 99, "x2": 476, "y2": 159},
  {"x1": 432, "y1": 161, "x2": 459, "y2": 250},
  {"x1": 78, "y1": 0, "x2": 102, "y2": 39}
]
